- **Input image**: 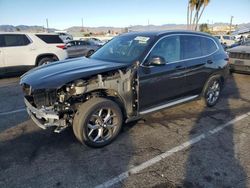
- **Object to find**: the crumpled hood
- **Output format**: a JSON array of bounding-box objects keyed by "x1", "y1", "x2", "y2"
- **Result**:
[
  {"x1": 20, "y1": 57, "x2": 128, "y2": 89},
  {"x1": 227, "y1": 45, "x2": 250, "y2": 53}
]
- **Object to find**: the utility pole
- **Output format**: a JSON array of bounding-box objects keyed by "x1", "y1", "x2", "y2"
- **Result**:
[
  {"x1": 81, "y1": 18, "x2": 84, "y2": 32},
  {"x1": 147, "y1": 19, "x2": 150, "y2": 31},
  {"x1": 229, "y1": 16, "x2": 234, "y2": 34},
  {"x1": 46, "y1": 18, "x2": 49, "y2": 33}
]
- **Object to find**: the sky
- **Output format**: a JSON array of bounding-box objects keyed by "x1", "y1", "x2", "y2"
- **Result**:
[{"x1": 0, "y1": 0, "x2": 250, "y2": 29}]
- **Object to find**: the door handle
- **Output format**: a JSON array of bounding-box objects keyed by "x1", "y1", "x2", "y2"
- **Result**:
[
  {"x1": 175, "y1": 65, "x2": 185, "y2": 70},
  {"x1": 207, "y1": 60, "x2": 213, "y2": 64}
]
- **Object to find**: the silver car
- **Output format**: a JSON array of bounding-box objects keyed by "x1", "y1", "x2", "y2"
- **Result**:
[
  {"x1": 66, "y1": 40, "x2": 102, "y2": 58},
  {"x1": 228, "y1": 40, "x2": 250, "y2": 74}
]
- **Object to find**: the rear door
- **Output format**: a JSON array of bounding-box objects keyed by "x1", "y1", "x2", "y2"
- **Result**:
[
  {"x1": 79, "y1": 41, "x2": 90, "y2": 56},
  {"x1": 181, "y1": 35, "x2": 218, "y2": 95},
  {"x1": 1, "y1": 34, "x2": 32, "y2": 73}
]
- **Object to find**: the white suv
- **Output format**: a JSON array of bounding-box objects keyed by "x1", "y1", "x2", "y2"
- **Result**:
[
  {"x1": 214, "y1": 35, "x2": 236, "y2": 47},
  {"x1": 0, "y1": 32, "x2": 68, "y2": 76}
]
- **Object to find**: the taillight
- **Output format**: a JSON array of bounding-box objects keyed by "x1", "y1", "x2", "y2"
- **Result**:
[{"x1": 56, "y1": 45, "x2": 66, "y2": 49}]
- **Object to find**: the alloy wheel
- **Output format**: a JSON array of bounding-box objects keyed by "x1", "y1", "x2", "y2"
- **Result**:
[{"x1": 87, "y1": 108, "x2": 118, "y2": 143}]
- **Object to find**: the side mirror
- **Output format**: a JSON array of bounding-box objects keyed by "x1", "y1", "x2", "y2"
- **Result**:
[{"x1": 149, "y1": 56, "x2": 166, "y2": 66}]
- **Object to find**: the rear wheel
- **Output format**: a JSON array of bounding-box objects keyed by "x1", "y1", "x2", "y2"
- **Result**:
[
  {"x1": 203, "y1": 77, "x2": 222, "y2": 107},
  {"x1": 73, "y1": 98, "x2": 123, "y2": 147},
  {"x1": 37, "y1": 57, "x2": 55, "y2": 66}
]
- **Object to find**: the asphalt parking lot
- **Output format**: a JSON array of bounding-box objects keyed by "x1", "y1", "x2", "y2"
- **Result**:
[{"x1": 0, "y1": 73, "x2": 250, "y2": 188}]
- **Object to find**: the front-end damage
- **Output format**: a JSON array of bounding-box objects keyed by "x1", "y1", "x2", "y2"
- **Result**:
[{"x1": 22, "y1": 67, "x2": 138, "y2": 133}]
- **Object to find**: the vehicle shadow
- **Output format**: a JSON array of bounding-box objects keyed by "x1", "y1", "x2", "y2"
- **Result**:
[
  {"x1": 0, "y1": 119, "x2": 136, "y2": 187},
  {"x1": 182, "y1": 74, "x2": 248, "y2": 188}
]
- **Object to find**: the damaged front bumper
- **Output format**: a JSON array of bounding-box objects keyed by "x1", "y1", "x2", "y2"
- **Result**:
[{"x1": 24, "y1": 98, "x2": 67, "y2": 133}]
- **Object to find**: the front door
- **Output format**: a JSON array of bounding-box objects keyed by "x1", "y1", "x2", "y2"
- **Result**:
[{"x1": 138, "y1": 35, "x2": 187, "y2": 111}]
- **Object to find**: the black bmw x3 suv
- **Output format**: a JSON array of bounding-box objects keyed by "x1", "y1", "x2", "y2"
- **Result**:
[{"x1": 20, "y1": 31, "x2": 229, "y2": 147}]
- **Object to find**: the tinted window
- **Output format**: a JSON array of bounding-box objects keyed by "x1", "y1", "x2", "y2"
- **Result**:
[
  {"x1": 0, "y1": 34, "x2": 30, "y2": 47},
  {"x1": 36, "y1": 34, "x2": 63, "y2": 44},
  {"x1": 223, "y1": 36, "x2": 230, "y2": 40},
  {"x1": 181, "y1": 35, "x2": 202, "y2": 59},
  {"x1": 149, "y1": 36, "x2": 180, "y2": 63},
  {"x1": 0, "y1": 35, "x2": 4, "y2": 47},
  {"x1": 201, "y1": 37, "x2": 218, "y2": 55},
  {"x1": 80, "y1": 41, "x2": 88, "y2": 45}
]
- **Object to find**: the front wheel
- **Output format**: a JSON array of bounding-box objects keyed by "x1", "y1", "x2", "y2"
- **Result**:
[
  {"x1": 204, "y1": 77, "x2": 222, "y2": 107},
  {"x1": 73, "y1": 98, "x2": 123, "y2": 147},
  {"x1": 86, "y1": 50, "x2": 94, "y2": 57}
]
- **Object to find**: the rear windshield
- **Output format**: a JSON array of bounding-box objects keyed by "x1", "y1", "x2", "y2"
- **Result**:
[{"x1": 36, "y1": 34, "x2": 63, "y2": 44}]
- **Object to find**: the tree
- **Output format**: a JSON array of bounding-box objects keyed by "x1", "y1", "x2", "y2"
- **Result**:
[
  {"x1": 187, "y1": 0, "x2": 210, "y2": 31},
  {"x1": 199, "y1": 23, "x2": 209, "y2": 33},
  {"x1": 195, "y1": 0, "x2": 210, "y2": 30}
]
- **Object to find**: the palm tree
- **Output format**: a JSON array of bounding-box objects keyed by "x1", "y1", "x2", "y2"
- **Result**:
[
  {"x1": 195, "y1": 0, "x2": 210, "y2": 30},
  {"x1": 192, "y1": 0, "x2": 203, "y2": 30},
  {"x1": 187, "y1": 1, "x2": 190, "y2": 29},
  {"x1": 187, "y1": 0, "x2": 198, "y2": 30}
]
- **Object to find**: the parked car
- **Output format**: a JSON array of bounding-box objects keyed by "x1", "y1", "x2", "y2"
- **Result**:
[
  {"x1": 0, "y1": 32, "x2": 68, "y2": 76},
  {"x1": 66, "y1": 39, "x2": 102, "y2": 58},
  {"x1": 214, "y1": 35, "x2": 236, "y2": 47},
  {"x1": 55, "y1": 31, "x2": 73, "y2": 43},
  {"x1": 20, "y1": 31, "x2": 229, "y2": 147},
  {"x1": 227, "y1": 40, "x2": 250, "y2": 74},
  {"x1": 88, "y1": 38, "x2": 106, "y2": 45}
]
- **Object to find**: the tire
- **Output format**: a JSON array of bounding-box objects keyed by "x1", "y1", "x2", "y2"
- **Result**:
[
  {"x1": 203, "y1": 76, "x2": 222, "y2": 107},
  {"x1": 86, "y1": 50, "x2": 94, "y2": 57},
  {"x1": 73, "y1": 97, "x2": 123, "y2": 148},
  {"x1": 37, "y1": 57, "x2": 55, "y2": 66}
]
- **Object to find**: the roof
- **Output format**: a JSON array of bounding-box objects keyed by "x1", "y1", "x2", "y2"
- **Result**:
[{"x1": 121, "y1": 30, "x2": 213, "y2": 38}]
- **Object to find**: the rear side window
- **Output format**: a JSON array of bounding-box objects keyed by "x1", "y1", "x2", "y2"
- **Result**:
[
  {"x1": 201, "y1": 37, "x2": 218, "y2": 55},
  {"x1": 0, "y1": 34, "x2": 30, "y2": 47},
  {"x1": 80, "y1": 41, "x2": 89, "y2": 45},
  {"x1": 36, "y1": 34, "x2": 63, "y2": 44},
  {"x1": 223, "y1": 36, "x2": 230, "y2": 40},
  {"x1": 0, "y1": 35, "x2": 4, "y2": 47},
  {"x1": 181, "y1": 35, "x2": 202, "y2": 59}
]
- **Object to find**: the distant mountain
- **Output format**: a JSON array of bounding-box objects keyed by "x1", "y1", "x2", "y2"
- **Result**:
[
  {"x1": 0, "y1": 23, "x2": 249, "y2": 34},
  {"x1": 0, "y1": 25, "x2": 56, "y2": 32}
]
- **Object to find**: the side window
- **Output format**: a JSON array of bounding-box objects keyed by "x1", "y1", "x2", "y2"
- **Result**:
[
  {"x1": 80, "y1": 41, "x2": 87, "y2": 45},
  {"x1": 201, "y1": 37, "x2": 218, "y2": 55},
  {"x1": 0, "y1": 35, "x2": 4, "y2": 47},
  {"x1": 3, "y1": 34, "x2": 30, "y2": 47},
  {"x1": 149, "y1": 36, "x2": 180, "y2": 63},
  {"x1": 36, "y1": 35, "x2": 63, "y2": 44},
  {"x1": 181, "y1": 35, "x2": 202, "y2": 59},
  {"x1": 223, "y1": 36, "x2": 230, "y2": 40}
]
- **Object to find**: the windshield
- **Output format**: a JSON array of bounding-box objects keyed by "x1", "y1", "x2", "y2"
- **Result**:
[{"x1": 90, "y1": 34, "x2": 153, "y2": 63}]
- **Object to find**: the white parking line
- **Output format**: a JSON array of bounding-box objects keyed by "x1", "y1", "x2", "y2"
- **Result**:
[
  {"x1": 0, "y1": 108, "x2": 26, "y2": 116},
  {"x1": 95, "y1": 112, "x2": 250, "y2": 188}
]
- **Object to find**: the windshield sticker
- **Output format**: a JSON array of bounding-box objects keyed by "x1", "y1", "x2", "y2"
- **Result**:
[{"x1": 134, "y1": 36, "x2": 150, "y2": 43}]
